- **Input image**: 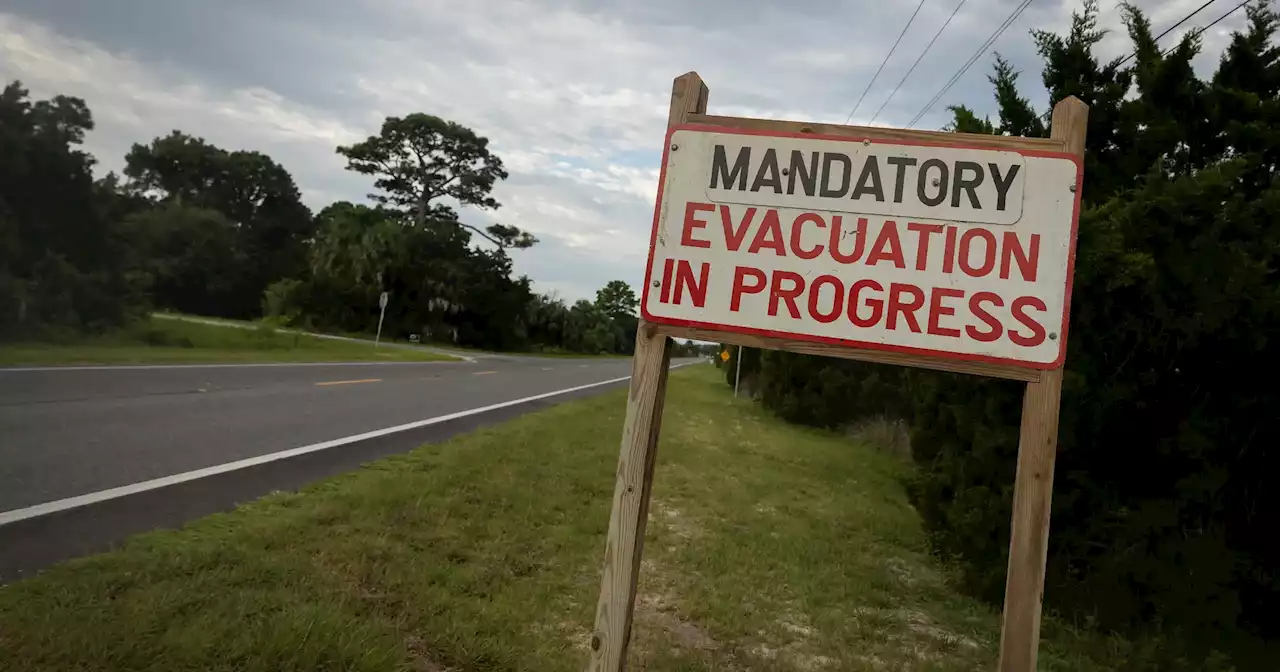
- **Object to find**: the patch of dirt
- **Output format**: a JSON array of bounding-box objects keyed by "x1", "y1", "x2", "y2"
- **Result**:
[
  {"x1": 779, "y1": 619, "x2": 814, "y2": 637},
  {"x1": 850, "y1": 606, "x2": 983, "y2": 654},
  {"x1": 562, "y1": 622, "x2": 594, "y2": 652},
  {"x1": 794, "y1": 653, "x2": 836, "y2": 671},
  {"x1": 742, "y1": 609, "x2": 840, "y2": 671},
  {"x1": 635, "y1": 592, "x2": 718, "y2": 651},
  {"x1": 649, "y1": 499, "x2": 701, "y2": 540},
  {"x1": 749, "y1": 642, "x2": 835, "y2": 671},
  {"x1": 852, "y1": 653, "x2": 890, "y2": 670}
]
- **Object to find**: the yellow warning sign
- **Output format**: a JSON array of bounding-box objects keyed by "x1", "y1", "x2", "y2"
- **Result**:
[{"x1": 720, "y1": 350, "x2": 730, "y2": 362}]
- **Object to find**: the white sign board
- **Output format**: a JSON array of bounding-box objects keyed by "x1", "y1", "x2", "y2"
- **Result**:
[{"x1": 640, "y1": 126, "x2": 1083, "y2": 368}]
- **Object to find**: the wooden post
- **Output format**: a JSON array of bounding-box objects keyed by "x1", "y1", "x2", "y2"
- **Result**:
[
  {"x1": 997, "y1": 95, "x2": 1088, "y2": 672},
  {"x1": 587, "y1": 71, "x2": 709, "y2": 672}
]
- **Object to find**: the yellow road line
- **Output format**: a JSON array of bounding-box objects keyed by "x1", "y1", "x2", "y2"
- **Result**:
[
  {"x1": 315, "y1": 378, "x2": 382, "y2": 386},
  {"x1": 472, "y1": 370, "x2": 497, "y2": 376}
]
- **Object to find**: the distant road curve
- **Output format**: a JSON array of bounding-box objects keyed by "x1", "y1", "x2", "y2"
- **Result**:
[{"x1": 151, "y1": 313, "x2": 487, "y2": 362}]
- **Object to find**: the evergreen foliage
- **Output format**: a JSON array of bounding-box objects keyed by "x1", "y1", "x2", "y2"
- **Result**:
[{"x1": 741, "y1": 0, "x2": 1280, "y2": 653}]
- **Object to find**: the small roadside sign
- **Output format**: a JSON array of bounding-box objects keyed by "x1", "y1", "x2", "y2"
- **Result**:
[
  {"x1": 719, "y1": 349, "x2": 730, "y2": 362},
  {"x1": 409, "y1": 333, "x2": 420, "y2": 343},
  {"x1": 640, "y1": 127, "x2": 1082, "y2": 369}
]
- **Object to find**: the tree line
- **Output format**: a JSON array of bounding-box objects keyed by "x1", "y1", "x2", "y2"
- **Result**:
[
  {"x1": 0, "y1": 91, "x2": 648, "y2": 355},
  {"x1": 724, "y1": 0, "x2": 1279, "y2": 664}
]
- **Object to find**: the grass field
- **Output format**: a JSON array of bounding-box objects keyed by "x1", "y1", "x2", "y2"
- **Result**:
[
  {"x1": 153, "y1": 312, "x2": 634, "y2": 360},
  {"x1": 0, "y1": 315, "x2": 458, "y2": 365},
  {"x1": 0, "y1": 366, "x2": 1198, "y2": 670}
]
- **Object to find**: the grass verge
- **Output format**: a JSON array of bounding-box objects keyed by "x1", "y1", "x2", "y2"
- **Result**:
[
  {"x1": 0, "y1": 315, "x2": 458, "y2": 365},
  {"x1": 155, "y1": 314, "x2": 624, "y2": 360},
  {"x1": 0, "y1": 366, "x2": 1195, "y2": 670}
]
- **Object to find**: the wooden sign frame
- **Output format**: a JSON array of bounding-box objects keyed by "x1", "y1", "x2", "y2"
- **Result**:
[{"x1": 587, "y1": 71, "x2": 1088, "y2": 672}]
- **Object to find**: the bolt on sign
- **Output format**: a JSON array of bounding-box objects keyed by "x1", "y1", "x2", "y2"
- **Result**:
[
  {"x1": 589, "y1": 71, "x2": 1087, "y2": 672},
  {"x1": 641, "y1": 129, "x2": 1082, "y2": 368}
]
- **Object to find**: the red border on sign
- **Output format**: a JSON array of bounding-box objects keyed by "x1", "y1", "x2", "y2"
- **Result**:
[{"x1": 638, "y1": 123, "x2": 1085, "y2": 371}]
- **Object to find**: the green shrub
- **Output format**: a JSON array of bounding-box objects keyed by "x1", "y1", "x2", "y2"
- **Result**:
[{"x1": 748, "y1": 1, "x2": 1280, "y2": 657}]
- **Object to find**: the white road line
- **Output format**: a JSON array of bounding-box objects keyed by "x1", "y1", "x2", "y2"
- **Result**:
[
  {"x1": 0, "y1": 363, "x2": 687, "y2": 526},
  {"x1": 0, "y1": 361, "x2": 466, "y2": 373}
]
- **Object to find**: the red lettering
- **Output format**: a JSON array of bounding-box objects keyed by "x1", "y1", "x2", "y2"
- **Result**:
[
  {"x1": 1009, "y1": 296, "x2": 1048, "y2": 347},
  {"x1": 748, "y1": 210, "x2": 787, "y2": 255},
  {"x1": 942, "y1": 225, "x2": 958, "y2": 273},
  {"x1": 848, "y1": 279, "x2": 884, "y2": 328},
  {"x1": 681, "y1": 202, "x2": 713, "y2": 248},
  {"x1": 807, "y1": 275, "x2": 844, "y2": 324},
  {"x1": 866, "y1": 220, "x2": 906, "y2": 268},
  {"x1": 829, "y1": 216, "x2": 867, "y2": 263},
  {"x1": 1000, "y1": 231, "x2": 1040, "y2": 281},
  {"x1": 966, "y1": 292, "x2": 1004, "y2": 342},
  {"x1": 927, "y1": 287, "x2": 963, "y2": 338},
  {"x1": 887, "y1": 283, "x2": 925, "y2": 333},
  {"x1": 673, "y1": 260, "x2": 709, "y2": 307},
  {"x1": 768, "y1": 271, "x2": 805, "y2": 318},
  {"x1": 659, "y1": 259, "x2": 674, "y2": 303},
  {"x1": 907, "y1": 222, "x2": 943, "y2": 271},
  {"x1": 720, "y1": 205, "x2": 756, "y2": 252},
  {"x1": 959, "y1": 228, "x2": 997, "y2": 278},
  {"x1": 730, "y1": 266, "x2": 766, "y2": 311},
  {"x1": 791, "y1": 213, "x2": 825, "y2": 260}
]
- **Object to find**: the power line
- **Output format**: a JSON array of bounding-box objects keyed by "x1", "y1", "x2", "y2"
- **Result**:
[
  {"x1": 870, "y1": 0, "x2": 970, "y2": 124},
  {"x1": 1117, "y1": 0, "x2": 1218, "y2": 66},
  {"x1": 844, "y1": 0, "x2": 929, "y2": 123},
  {"x1": 1173, "y1": 0, "x2": 1252, "y2": 53},
  {"x1": 907, "y1": 0, "x2": 1035, "y2": 128}
]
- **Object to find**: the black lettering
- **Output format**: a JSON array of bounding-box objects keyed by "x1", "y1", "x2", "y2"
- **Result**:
[
  {"x1": 751, "y1": 148, "x2": 783, "y2": 193},
  {"x1": 710, "y1": 145, "x2": 750, "y2": 190},
  {"x1": 917, "y1": 158, "x2": 948, "y2": 207},
  {"x1": 787, "y1": 150, "x2": 818, "y2": 196},
  {"x1": 851, "y1": 155, "x2": 885, "y2": 202},
  {"x1": 989, "y1": 162, "x2": 1021, "y2": 211},
  {"x1": 886, "y1": 156, "x2": 916, "y2": 203},
  {"x1": 951, "y1": 160, "x2": 984, "y2": 208},
  {"x1": 820, "y1": 152, "x2": 852, "y2": 198}
]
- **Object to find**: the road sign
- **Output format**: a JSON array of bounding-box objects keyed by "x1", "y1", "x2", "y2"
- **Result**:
[
  {"x1": 589, "y1": 72, "x2": 1088, "y2": 672},
  {"x1": 379, "y1": 292, "x2": 389, "y2": 310},
  {"x1": 719, "y1": 349, "x2": 729, "y2": 362},
  {"x1": 640, "y1": 127, "x2": 1082, "y2": 369},
  {"x1": 409, "y1": 333, "x2": 420, "y2": 343}
]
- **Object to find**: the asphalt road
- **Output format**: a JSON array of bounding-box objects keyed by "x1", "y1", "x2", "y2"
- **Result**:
[{"x1": 0, "y1": 354, "x2": 684, "y2": 581}]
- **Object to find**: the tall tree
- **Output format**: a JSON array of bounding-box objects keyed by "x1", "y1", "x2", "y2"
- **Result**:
[
  {"x1": 989, "y1": 53, "x2": 1046, "y2": 137},
  {"x1": 943, "y1": 105, "x2": 996, "y2": 134},
  {"x1": 124, "y1": 132, "x2": 315, "y2": 318},
  {"x1": 336, "y1": 114, "x2": 536, "y2": 249},
  {"x1": 0, "y1": 81, "x2": 144, "y2": 335},
  {"x1": 594, "y1": 280, "x2": 638, "y2": 321}
]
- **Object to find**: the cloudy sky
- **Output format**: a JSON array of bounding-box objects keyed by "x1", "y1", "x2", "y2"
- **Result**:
[{"x1": 0, "y1": 0, "x2": 1250, "y2": 300}]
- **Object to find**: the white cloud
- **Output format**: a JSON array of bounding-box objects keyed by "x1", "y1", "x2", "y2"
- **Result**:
[{"x1": 0, "y1": 0, "x2": 1258, "y2": 300}]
